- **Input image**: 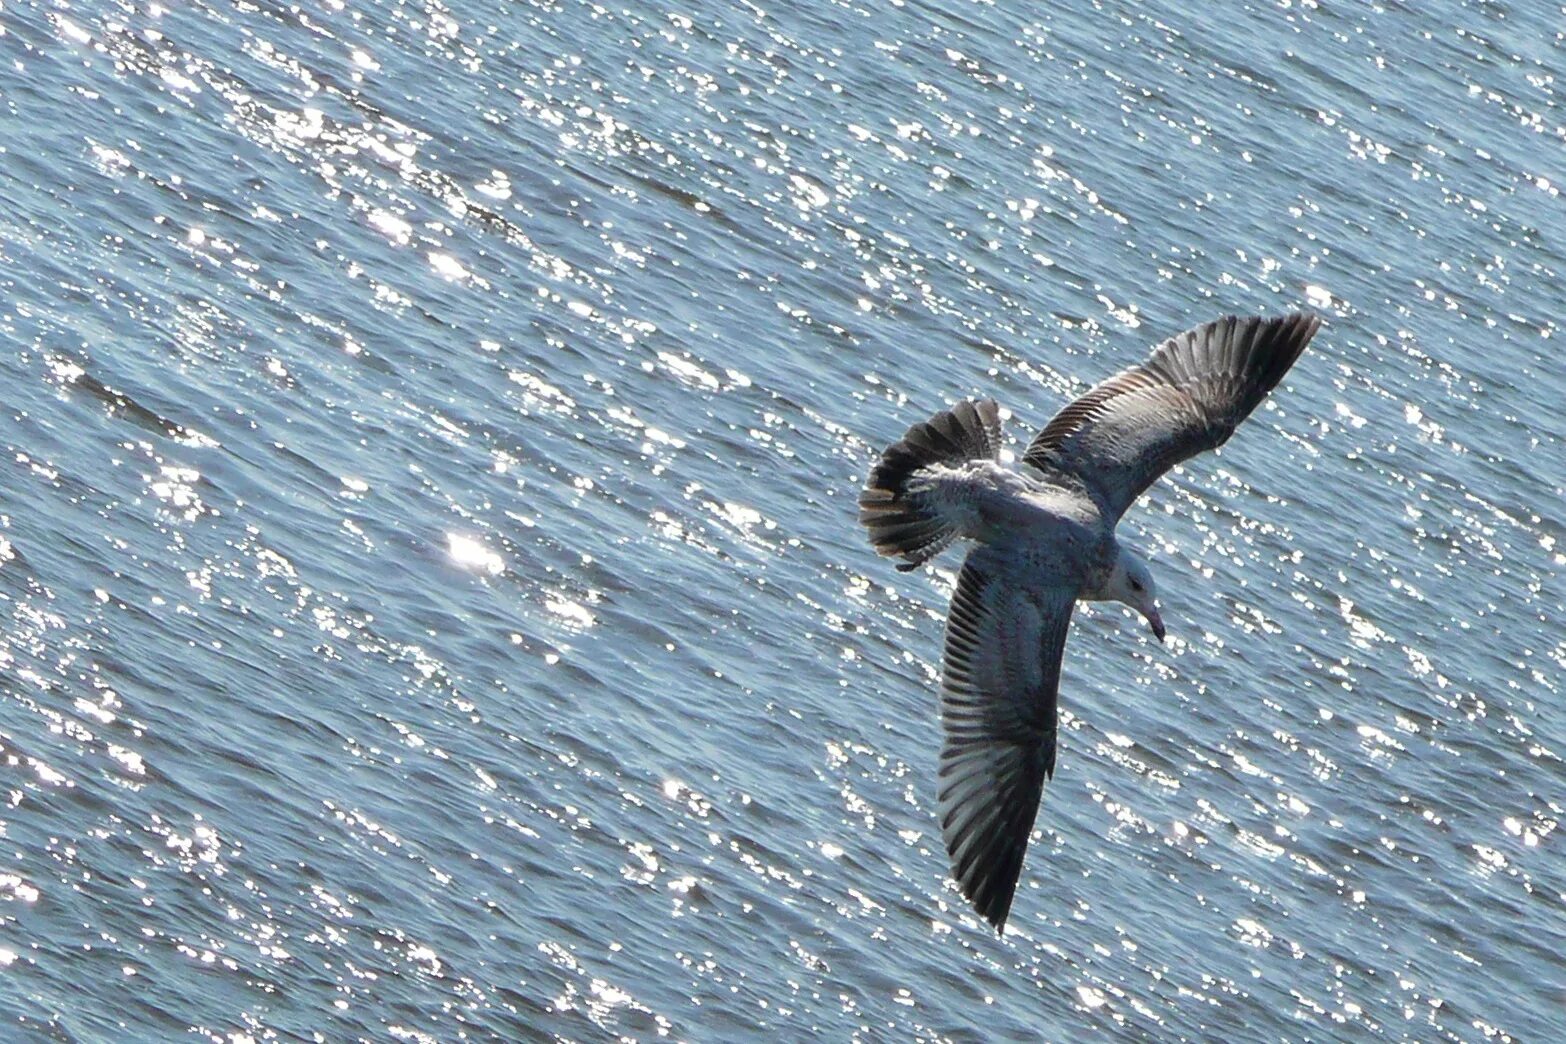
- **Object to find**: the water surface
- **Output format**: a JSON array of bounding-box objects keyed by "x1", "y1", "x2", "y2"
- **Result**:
[{"x1": 1, "y1": 0, "x2": 1562, "y2": 1039}]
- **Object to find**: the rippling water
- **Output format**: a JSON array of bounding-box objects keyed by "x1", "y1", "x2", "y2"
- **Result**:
[{"x1": 1, "y1": 0, "x2": 1562, "y2": 1039}]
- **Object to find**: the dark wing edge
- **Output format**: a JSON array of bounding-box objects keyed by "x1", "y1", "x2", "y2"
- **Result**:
[
  {"x1": 1022, "y1": 312, "x2": 1320, "y2": 518},
  {"x1": 937, "y1": 549, "x2": 1075, "y2": 932}
]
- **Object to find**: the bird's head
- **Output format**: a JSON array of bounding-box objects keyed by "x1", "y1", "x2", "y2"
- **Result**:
[{"x1": 1112, "y1": 549, "x2": 1164, "y2": 643}]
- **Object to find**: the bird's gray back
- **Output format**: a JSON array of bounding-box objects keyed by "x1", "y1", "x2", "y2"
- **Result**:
[{"x1": 966, "y1": 466, "x2": 1115, "y2": 592}]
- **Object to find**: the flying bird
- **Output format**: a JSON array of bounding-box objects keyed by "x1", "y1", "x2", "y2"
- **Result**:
[{"x1": 859, "y1": 312, "x2": 1320, "y2": 931}]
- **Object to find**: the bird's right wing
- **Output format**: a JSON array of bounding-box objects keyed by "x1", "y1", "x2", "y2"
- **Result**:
[
  {"x1": 938, "y1": 546, "x2": 1076, "y2": 932},
  {"x1": 1023, "y1": 313, "x2": 1319, "y2": 521}
]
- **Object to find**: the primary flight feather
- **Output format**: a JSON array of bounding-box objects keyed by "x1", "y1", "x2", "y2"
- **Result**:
[{"x1": 860, "y1": 312, "x2": 1320, "y2": 931}]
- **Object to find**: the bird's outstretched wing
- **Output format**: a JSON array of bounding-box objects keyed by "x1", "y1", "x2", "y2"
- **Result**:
[
  {"x1": 938, "y1": 545, "x2": 1076, "y2": 931},
  {"x1": 1023, "y1": 313, "x2": 1320, "y2": 521}
]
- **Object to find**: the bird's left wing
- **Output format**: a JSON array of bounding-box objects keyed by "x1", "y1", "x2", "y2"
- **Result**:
[
  {"x1": 1023, "y1": 313, "x2": 1320, "y2": 521},
  {"x1": 938, "y1": 545, "x2": 1076, "y2": 932}
]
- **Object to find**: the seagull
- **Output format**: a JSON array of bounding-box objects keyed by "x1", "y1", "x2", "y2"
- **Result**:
[{"x1": 859, "y1": 312, "x2": 1320, "y2": 931}]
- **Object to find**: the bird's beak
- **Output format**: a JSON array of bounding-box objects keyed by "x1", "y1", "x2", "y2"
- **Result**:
[{"x1": 1148, "y1": 608, "x2": 1166, "y2": 644}]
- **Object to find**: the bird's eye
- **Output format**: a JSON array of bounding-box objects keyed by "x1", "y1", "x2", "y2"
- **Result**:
[{"x1": 1130, "y1": 579, "x2": 1143, "y2": 593}]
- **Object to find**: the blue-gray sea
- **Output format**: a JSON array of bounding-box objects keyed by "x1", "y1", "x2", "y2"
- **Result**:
[{"x1": 2, "y1": 0, "x2": 1563, "y2": 1039}]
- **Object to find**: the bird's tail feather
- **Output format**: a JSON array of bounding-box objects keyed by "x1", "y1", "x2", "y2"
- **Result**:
[{"x1": 859, "y1": 399, "x2": 1002, "y2": 571}]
